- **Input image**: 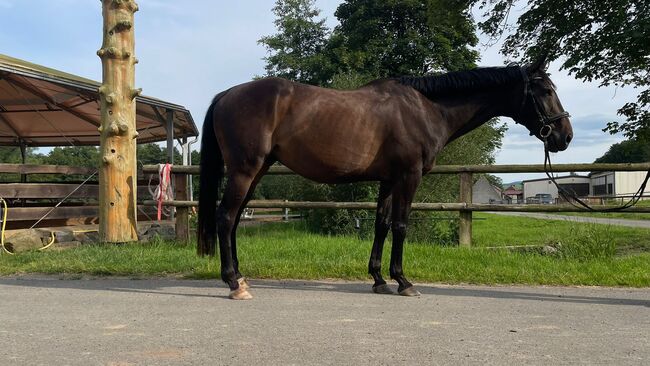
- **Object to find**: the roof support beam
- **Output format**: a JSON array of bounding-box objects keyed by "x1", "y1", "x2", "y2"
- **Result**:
[
  {"x1": 5, "y1": 76, "x2": 102, "y2": 128},
  {"x1": 0, "y1": 108, "x2": 23, "y2": 139}
]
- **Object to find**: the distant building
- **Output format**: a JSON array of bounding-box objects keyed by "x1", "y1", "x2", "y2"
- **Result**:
[
  {"x1": 472, "y1": 176, "x2": 504, "y2": 204},
  {"x1": 502, "y1": 185, "x2": 524, "y2": 204},
  {"x1": 589, "y1": 171, "x2": 650, "y2": 197},
  {"x1": 523, "y1": 174, "x2": 590, "y2": 203}
]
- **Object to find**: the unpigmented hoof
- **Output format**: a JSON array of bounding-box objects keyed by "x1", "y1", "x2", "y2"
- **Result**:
[
  {"x1": 398, "y1": 286, "x2": 421, "y2": 297},
  {"x1": 372, "y1": 283, "x2": 394, "y2": 295},
  {"x1": 229, "y1": 287, "x2": 253, "y2": 300},
  {"x1": 238, "y1": 277, "x2": 251, "y2": 290}
]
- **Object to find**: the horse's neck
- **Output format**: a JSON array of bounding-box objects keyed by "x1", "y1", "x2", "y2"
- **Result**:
[{"x1": 442, "y1": 86, "x2": 521, "y2": 143}]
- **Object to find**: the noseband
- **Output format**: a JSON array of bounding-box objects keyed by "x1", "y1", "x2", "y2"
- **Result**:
[{"x1": 518, "y1": 67, "x2": 570, "y2": 138}]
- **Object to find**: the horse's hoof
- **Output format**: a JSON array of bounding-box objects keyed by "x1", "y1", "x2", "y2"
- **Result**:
[
  {"x1": 372, "y1": 283, "x2": 394, "y2": 295},
  {"x1": 229, "y1": 287, "x2": 253, "y2": 300},
  {"x1": 238, "y1": 277, "x2": 250, "y2": 290},
  {"x1": 398, "y1": 286, "x2": 421, "y2": 297}
]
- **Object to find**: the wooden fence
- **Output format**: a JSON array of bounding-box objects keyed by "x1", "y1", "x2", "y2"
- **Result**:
[
  {"x1": 142, "y1": 162, "x2": 650, "y2": 246},
  {"x1": 0, "y1": 163, "x2": 157, "y2": 229}
]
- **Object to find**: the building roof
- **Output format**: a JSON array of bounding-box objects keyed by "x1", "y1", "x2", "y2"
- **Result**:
[
  {"x1": 522, "y1": 174, "x2": 590, "y2": 184},
  {"x1": 0, "y1": 53, "x2": 198, "y2": 146},
  {"x1": 503, "y1": 186, "x2": 523, "y2": 195}
]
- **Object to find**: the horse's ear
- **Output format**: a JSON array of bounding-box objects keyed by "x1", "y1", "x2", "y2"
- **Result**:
[{"x1": 526, "y1": 53, "x2": 548, "y2": 75}]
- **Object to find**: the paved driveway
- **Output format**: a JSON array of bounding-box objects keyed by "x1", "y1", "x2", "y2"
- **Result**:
[
  {"x1": 490, "y1": 211, "x2": 650, "y2": 229},
  {"x1": 1, "y1": 277, "x2": 648, "y2": 365}
]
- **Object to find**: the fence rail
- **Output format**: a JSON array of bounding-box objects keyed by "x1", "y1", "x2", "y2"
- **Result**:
[
  {"x1": 143, "y1": 162, "x2": 650, "y2": 246},
  {"x1": 141, "y1": 162, "x2": 650, "y2": 175}
]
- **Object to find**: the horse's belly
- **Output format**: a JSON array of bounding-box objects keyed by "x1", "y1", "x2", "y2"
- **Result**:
[{"x1": 274, "y1": 138, "x2": 382, "y2": 183}]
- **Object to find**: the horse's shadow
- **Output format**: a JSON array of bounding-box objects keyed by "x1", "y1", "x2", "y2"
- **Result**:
[{"x1": 0, "y1": 276, "x2": 648, "y2": 307}]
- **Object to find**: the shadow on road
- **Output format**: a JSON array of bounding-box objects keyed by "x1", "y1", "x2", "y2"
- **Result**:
[{"x1": 1, "y1": 276, "x2": 647, "y2": 307}]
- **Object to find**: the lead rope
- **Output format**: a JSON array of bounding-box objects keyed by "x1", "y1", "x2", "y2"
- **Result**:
[
  {"x1": 543, "y1": 142, "x2": 650, "y2": 212},
  {"x1": 152, "y1": 163, "x2": 174, "y2": 220}
]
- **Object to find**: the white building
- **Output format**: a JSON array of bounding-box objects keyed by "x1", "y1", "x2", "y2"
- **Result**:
[
  {"x1": 523, "y1": 174, "x2": 590, "y2": 202},
  {"x1": 589, "y1": 171, "x2": 650, "y2": 197}
]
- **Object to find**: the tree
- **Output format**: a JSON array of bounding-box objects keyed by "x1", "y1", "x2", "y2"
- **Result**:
[
  {"x1": 258, "y1": 0, "x2": 334, "y2": 85},
  {"x1": 475, "y1": 0, "x2": 650, "y2": 138},
  {"x1": 594, "y1": 137, "x2": 650, "y2": 164},
  {"x1": 332, "y1": 0, "x2": 480, "y2": 77},
  {"x1": 0, "y1": 146, "x2": 43, "y2": 182},
  {"x1": 44, "y1": 146, "x2": 99, "y2": 168},
  {"x1": 136, "y1": 143, "x2": 181, "y2": 165}
]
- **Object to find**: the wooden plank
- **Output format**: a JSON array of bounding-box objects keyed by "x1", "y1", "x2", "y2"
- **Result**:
[
  {"x1": 0, "y1": 164, "x2": 96, "y2": 175},
  {"x1": 0, "y1": 183, "x2": 99, "y2": 199},
  {"x1": 141, "y1": 162, "x2": 650, "y2": 175},
  {"x1": 144, "y1": 199, "x2": 650, "y2": 213},
  {"x1": 5, "y1": 205, "x2": 157, "y2": 221},
  {"x1": 0, "y1": 184, "x2": 156, "y2": 199},
  {"x1": 458, "y1": 172, "x2": 473, "y2": 247}
]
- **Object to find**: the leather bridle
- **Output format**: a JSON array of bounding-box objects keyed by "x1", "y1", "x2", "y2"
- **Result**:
[{"x1": 518, "y1": 67, "x2": 570, "y2": 139}]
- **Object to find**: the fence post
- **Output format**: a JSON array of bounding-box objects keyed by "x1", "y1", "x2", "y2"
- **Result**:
[
  {"x1": 174, "y1": 173, "x2": 190, "y2": 243},
  {"x1": 458, "y1": 172, "x2": 473, "y2": 247}
]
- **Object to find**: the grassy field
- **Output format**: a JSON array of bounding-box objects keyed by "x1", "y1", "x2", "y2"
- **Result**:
[
  {"x1": 551, "y1": 199, "x2": 650, "y2": 221},
  {"x1": 1, "y1": 213, "x2": 649, "y2": 287}
]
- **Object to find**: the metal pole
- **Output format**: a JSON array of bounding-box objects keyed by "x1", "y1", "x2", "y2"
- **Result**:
[{"x1": 166, "y1": 109, "x2": 174, "y2": 164}]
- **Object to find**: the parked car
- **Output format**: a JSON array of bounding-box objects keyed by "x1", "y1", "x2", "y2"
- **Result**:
[{"x1": 535, "y1": 193, "x2": 554, "y2": 204}]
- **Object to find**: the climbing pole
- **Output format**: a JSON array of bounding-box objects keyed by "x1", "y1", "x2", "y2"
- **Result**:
[{"x1": 97, "y1": 0, "x2": 140, "y2": 242}]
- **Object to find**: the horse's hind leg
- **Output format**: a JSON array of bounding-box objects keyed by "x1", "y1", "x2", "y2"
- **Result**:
[
  {"x1": 230, "y1": 160, "x2": 274, "y2": 290},
  {"x1": 369, "y1": 181, "x2": 394, "y2": 294},
  {"x1": 389, "y1": 172, "x2": 422, "y2": 297},
  {"x1": 217, "y1": 169, "x2": 260, "y2": 300}
]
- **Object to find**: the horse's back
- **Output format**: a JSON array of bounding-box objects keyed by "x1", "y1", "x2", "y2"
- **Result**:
[{"x1": 212, "y1": 77, "x2": 435, "y2": 183}]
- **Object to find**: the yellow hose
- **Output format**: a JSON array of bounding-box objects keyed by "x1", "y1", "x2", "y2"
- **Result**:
[
  {"x1": 0, "y1": 198, "x2": 55, "y2": 254},
  {"x1": 0, "y1": 198, "x2": 11, "y2": 255},
  {"x1": 39, "y1": 231, "x2": 56, "y2": 251}
]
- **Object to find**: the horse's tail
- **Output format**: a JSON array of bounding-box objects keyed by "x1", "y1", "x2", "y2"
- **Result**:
[{"x1": 197, "y1": 91, "x2": 228, "y2": 256}]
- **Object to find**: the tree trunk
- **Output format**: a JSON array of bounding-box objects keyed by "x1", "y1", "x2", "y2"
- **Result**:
[{"x1": 97, "y1": 0, "x2": 140, "y2": 242}]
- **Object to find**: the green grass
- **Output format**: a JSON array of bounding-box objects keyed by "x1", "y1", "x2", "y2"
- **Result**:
[
  {"x1": 550, "y1": 199, "x2": 650, "y2": 221},
  {"x1": 471, "y1": 213, "x2": 650, "y2": 253},
  {"x1": 1, "y1": 214, "x2": 649, "y2": 287}
]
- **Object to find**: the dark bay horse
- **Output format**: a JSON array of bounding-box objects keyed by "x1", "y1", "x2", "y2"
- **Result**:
[{"x1": 198, "y1": 58, "x2": 573, "y2": 300}]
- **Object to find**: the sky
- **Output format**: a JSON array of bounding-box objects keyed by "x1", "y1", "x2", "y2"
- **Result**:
[{"x1": 0, "y1": 0, "x2": 637, "y2": 183}]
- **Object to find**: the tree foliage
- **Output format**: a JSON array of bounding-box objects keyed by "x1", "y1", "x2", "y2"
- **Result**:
[
  {"x1": 332, "y1": 0, "x2": 479, "y2": 77},
  {"x1": 258, "y1": 0, "x2": 334, "y2": 85},
  {"x1": 137, "y1": 143, "x2": 181, "y2": 165},
  {"x1": 594, "y1": 137, "x2": 650, "y2": 164},
  {"x1": 475, "y1": 0, "x2": 650, "y2": 138}
]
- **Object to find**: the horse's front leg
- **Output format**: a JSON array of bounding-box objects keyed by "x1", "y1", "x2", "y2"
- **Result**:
[{"x1": 389, "y1": 172, "x2": 422, "y2": 296}]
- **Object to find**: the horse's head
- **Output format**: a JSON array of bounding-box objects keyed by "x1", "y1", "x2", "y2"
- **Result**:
[{"x1": 516, "y1": 56, "x2": 573, "y2": 153}]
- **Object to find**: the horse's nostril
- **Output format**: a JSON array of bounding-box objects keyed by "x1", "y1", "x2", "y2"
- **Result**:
[{"x1": 566, "y1": 134, "x2": 573, "y2": 144}]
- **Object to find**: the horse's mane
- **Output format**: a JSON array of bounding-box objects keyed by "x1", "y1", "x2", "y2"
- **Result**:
[{"x1": 396, "y1": 66, "x2": 524, "y2": 99}]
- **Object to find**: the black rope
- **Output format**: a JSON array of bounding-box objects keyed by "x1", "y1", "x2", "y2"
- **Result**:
[{"x1": 543, "y1": 143, "x2": 650, "y2": 212}]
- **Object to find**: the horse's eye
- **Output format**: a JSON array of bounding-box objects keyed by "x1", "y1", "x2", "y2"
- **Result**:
[{"x1": 544, "y1": 88, "x2": 553, "y2": 96}]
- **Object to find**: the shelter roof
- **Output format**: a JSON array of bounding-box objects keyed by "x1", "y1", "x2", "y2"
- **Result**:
[{"x1": 0, "y1": 53, "x2": 197, "y2": 147}]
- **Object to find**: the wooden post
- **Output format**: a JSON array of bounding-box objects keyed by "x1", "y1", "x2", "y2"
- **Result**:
[
  {"x1": 97, "y1": 0, "x2": 140, "y2": 243},
  {"x1": 174, "y1": 172, "x2": 189, "y2": 243},
  {"x1": 458, "y1": 172, "x2": 472, "y2": 247},
  {"x1": 19, "y1": 141, "x2": 27, "y2": 183}
]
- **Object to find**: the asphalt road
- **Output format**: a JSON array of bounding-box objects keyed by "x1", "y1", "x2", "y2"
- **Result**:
[
  {"x1": 490, "y1": 211, "x2": 650, "y2": 229},
  {"x1": 1, "y1": 277, "x2": 648, "y2": 365}
]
